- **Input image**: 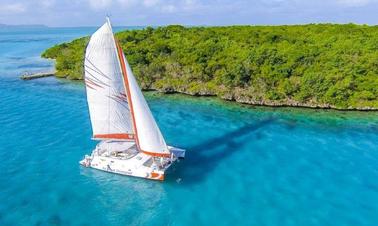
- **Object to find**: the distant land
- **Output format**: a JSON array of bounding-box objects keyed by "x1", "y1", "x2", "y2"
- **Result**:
[
  {"x1": 42, "y1": 24, "x2": 378, "y2": 110},
  {"x1": 0, "y1": 23, "x2": 48, "y2": 29}
]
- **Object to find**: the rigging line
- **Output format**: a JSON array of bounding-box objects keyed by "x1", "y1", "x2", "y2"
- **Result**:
[
  {"x1": 85, "y1": 82, "x2": 96, "y2": 90},
  {"x1": 84, "y1": 76, "x2": 104, "y2": 89},
  {"x1": 117, "y1": 107, "x2": 133, "y2": 129},
  {"x1": 84, "y1": 71, "x2": 110, "y2": 87},
  {"x1": 84, "y1": 60, "x2": 110, "y2": 80},
  {"x1": 85, "y1": 77, "x2": 104, "y2": 89},
  {"x1": 107, "y1": 97, "x2": 131, "y2": 133},
  {"x1": 107, "y1": 104, "x2": 122, "y2": 129},
  {"x1": 113, "y1": 111, "x2": 129, "y2": 134},
  {"x1": 85, "y1": 57, "x2": 112, "y2": 80},
  {"x1": 114, "y1": 93, "x2": 130, "y2": 105},
  {"x1": 86, "y1": 69, "x2": 127, "y2": 106},
  {"x1": 108, "y1": 95, "x2": 130, "y2": 110},
  {"x1": 84, "y1": 64, "x2": 109, "y2": 81},
  {"x1": 108, "y1": 84, "x2": 128, "y2": 102},
  {"x1": 85, "y1": 60, "x2": 112, "y2": 82}
]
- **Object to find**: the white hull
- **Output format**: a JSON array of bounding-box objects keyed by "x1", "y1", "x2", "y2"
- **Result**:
[{"x1": 80, "y1": 142, "x2": 185, "y2": 181}]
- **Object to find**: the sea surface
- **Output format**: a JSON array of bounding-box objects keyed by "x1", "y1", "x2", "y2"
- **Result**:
[{"x1": 1, "y1": 27, "x2": 378, "y2": 226}]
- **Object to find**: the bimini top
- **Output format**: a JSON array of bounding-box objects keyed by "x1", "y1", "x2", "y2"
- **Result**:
[{"x1": 84, "y1": 18, "x2": 170, "y2": 157}]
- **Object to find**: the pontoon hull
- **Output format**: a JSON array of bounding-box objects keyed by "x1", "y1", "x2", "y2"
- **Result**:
[
  {"x1": 80, "y1": 153, "x2": 167, "y2": 181},
  {"x1": 85, "y1": 163, "x2": 165, "y2": 180},
  {"x1": 80, "y1": 145, "x2": 185, "y2": 181}
]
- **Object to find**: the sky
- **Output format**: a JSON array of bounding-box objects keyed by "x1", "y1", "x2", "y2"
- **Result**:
[{"x1": 0, "y1": 0, "x2": 377, "y2": 27}]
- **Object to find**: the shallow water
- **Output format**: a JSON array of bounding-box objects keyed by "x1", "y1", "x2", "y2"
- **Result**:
[{"x1": 1, "y1": 27, "x2": 378, "y2": 226}]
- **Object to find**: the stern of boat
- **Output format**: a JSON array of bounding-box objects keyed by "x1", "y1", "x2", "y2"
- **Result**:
[
  {"x1": 147, "y1": 171, "x2": 165, "y2": 181},
  {"x1": 79, "y1": 154, "x2": 92, "y2": 167}
]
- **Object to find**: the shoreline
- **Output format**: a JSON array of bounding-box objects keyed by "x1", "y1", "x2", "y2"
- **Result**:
[
  {"x1": 151, "y1": 89, "x2": 378, "y2": 112},
  {"x1": 33, "y1": 74, "x2": 378, "y2": 112}
]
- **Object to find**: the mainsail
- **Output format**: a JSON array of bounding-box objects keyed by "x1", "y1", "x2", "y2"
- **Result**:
[
  {"x1": 85, "y1": 18, "x2": 170, "y2": 157},
  {"x1": 84, "y1": 19, "x2": 134, "y2": 140}
]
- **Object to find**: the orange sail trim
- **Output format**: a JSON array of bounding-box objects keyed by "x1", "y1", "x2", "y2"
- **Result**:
[
  {"x1": 94, "y1": 133, "x2": 134, "y2": 140},
  {"x1": 116, "y1": 41, "x2": 140, "y2": 148}
]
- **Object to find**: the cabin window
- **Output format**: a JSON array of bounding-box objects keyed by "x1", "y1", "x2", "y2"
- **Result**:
[{"x1": 143, "y1": 158, "x2": 153, "y2": 167}]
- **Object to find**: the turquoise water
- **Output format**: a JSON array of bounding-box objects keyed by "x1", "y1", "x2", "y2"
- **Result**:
[{"x1": 1, "y1": 27, "x2": 378, "y2": 226}]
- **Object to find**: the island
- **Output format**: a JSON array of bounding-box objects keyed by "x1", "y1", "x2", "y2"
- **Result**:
[{"x1": 41, "y1": 24, "x2": 378, "y2": 110}]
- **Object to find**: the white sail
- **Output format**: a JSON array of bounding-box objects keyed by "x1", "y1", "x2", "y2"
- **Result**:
[
  {"x1": 80, "y1": 18, "x2": 185, "y2": 181},
  {"x1": 117, "y1": 50, "x2": 170, "y2": 157},
  {"x1": 84, "y1": 19, "x2": 134, "y2": 140}
]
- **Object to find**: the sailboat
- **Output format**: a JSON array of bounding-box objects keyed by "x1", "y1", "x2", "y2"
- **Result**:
[{"x1": 79, "y1": 18, "x2": 185, "y2": 181}]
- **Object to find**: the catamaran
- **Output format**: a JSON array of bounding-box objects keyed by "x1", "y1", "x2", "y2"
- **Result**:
[{"x1": 80, "y1": 18, "x2": 185, "y2": 181}]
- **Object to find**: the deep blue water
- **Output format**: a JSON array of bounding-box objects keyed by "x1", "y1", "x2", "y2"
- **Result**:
[{"x1": 1, "y1": 27, "x2": 378, "y2": 226}]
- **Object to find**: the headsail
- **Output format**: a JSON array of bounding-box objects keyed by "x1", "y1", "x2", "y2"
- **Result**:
[
  {"x1": 84, "y1": 19, "x2": 134, "y2": 140},
  {"x1": 116, "y1": 44, "x2": 170, "y2": 157}
]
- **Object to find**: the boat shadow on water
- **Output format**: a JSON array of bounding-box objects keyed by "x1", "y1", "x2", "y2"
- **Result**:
[{"x1": 167, "y1": 117, "x2": 276, "y2": 185}]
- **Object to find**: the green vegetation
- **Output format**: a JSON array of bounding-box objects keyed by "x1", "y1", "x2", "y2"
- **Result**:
[{"x1": 42, "y1": 24, "x2": 378, "y2": 110}]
